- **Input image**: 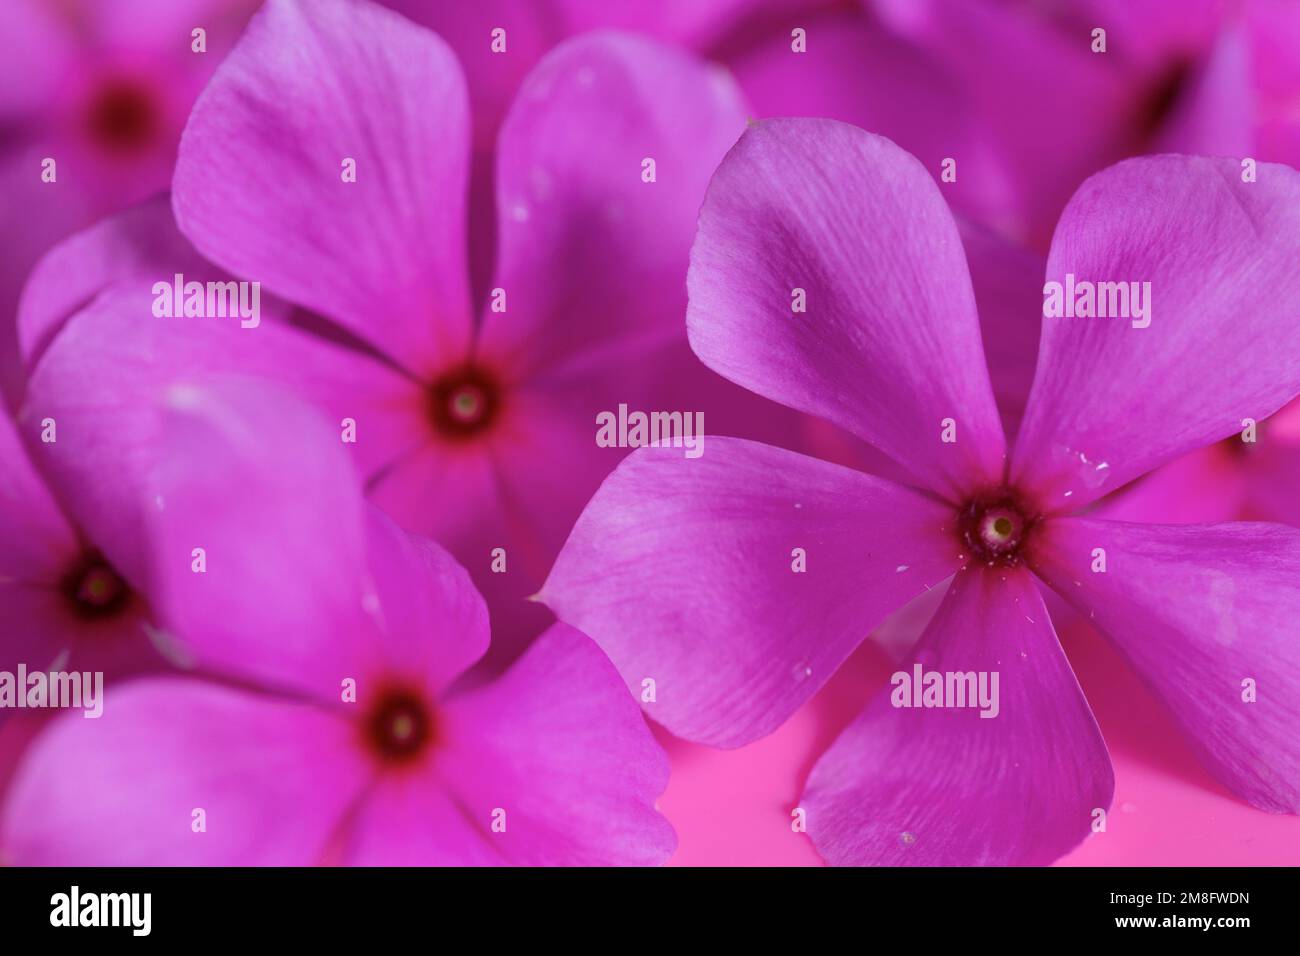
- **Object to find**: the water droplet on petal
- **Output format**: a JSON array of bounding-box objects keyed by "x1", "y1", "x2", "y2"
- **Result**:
[{"x1": 899, "y1": 831, "x2": 916, "y2": 846}]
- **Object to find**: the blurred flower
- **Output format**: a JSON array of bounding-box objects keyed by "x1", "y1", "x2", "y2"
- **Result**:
[
  {"x1": 1094, "y1": 397, "x2": 1300, "y2": 527},
  {"x1": 542, "y1": 118, "x2": 1300, "y2": 864},
  {"x1": 1, "y1": 382, "x2": 674, "y2": 865},
  {"x1": 0, "y1": 0, "x2": 258, "y2": 398},
  {"x1": 859, "y1": 0, "x2": 1239, "y2": 243}
]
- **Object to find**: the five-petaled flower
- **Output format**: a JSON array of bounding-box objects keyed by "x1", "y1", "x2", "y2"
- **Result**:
[{"x1": 543, "y1": 118, "x2": 1300, "y2": 866}]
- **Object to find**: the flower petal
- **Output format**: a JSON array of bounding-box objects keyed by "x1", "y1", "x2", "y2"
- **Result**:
[
  {"x1": 149, "y1": 381, "x2": 488, "y2": 700},
  {"x1": 1013, "y1": 155, "x2": 1300, "y2": 509},
  {"x1": 802, "y1": 567, "x2": 1113, "y2": 866},
  {"x1": 436, "y1": 623, "x2": 675, "y2": 865},
  {"x1": 1032, "y1": 517, "x2": 1300, "y2": 812},
  {"x1": 17, "y1": 194, "x2": 210, "y2": 372},
  {"x1": 341, "y1": 766, "x2": 505, "y2": 866},
  {"x1": 173, "y1": 0, "x2": 472, "y2": 373},
  {"x1": 0, "y1": 0, "x2": 76, "y2": 119},
  {"x1": 20, "y1": 273, "x2": 418, "y2": 587},
  {"x1": 479, "y1": 31, "x2": 747, "y2": 379},
  {"x1": 82, "y1": 0, "x2": 259, "y2": 54},
  {"x1": 147, "y1": 381, "x2": 375, "y2": 696},
  {"x1": 1, "y1": 400, "x2": 168, "y2": 683},
  {"x1": 0, "y1": 678, "x2": 367, "y2": 865},
  {"x1": 541, "y1": 437, "x2": 962, "y2": 748},
  {"x1": 0, "y1": 409, "x2": 76, "y2": 581},
  {"x1": 687, "y1": 118, "x2": 1005, "y2": 500},
  {"x1": 362, "y1": 506, "x2": 491, "y2": 696}
]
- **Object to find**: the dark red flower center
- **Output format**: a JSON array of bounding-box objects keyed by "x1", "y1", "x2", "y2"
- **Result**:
[
  {"x1": 957, "y1": 490, "x2": 1040, "y2": 568},
  {"x1": 428, "y1": 364, "x2": 501, "y2": 440},
  {"x1": 1219, "y1": 433, "x2": 1257, "y2": 459},
  {"x1": 85, "y1": 78, "x2": 158, "y2": 152},
  {"x1": 1141, "y1": 59, "x2": 1192, "y2": 138},
  {"x1": 61, "y1": 550, "x2": 131, "y2": 620},
  {"x1": 363, "y1": 688, "x2": 435, "y2": 764}
]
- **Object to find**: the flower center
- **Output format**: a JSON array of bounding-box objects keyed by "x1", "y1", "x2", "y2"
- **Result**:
[
  {"x1": 363, "y1": 688, "x2": 435, "y2": 765},
  {"x1": 1219, "y1": 433, "x2": 1257, "y2": 459},
  {"x1": 61, "y1": 550, "x2": 131, "y2": 620},
  {"x1": 428, "y1": 364, "x2": 501, "y2": 440},
  {"x1": 1141, "y1": 59, "x2": 1192, "y2": 139},
  {"x1": 85, "y1": 78, "x2": 158, "y2": 152},
  {"x1": 957, "y1": 491, "x2": 1039, "y2": 567}
]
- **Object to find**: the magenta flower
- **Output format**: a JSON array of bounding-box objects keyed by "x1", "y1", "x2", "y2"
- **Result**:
[
  {"x1": 0, "y1": 0, "x2": 257, "y2": 394},
  {"x1": 18, "y1": 0, "x2": 801, "y2": 662},
  {"x1": 542, "y1": 118, "x2": 1300, "y2": 865},
  {"x1": 1, "y1": 382, "x2": 673, "y2": 866}
]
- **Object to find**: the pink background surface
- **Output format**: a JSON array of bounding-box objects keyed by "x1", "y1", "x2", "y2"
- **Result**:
[{"x1": 660, "y1": 613, "x2": 1300, "y2": 866}]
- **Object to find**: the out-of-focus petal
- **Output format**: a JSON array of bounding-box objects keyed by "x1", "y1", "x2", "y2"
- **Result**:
[
  {"x1": 0, "y1": 679, "x2": 368, "y2": 865},
  {"x1": 480, "y1": 32, "x2": 746, "y2": 379},
  {"x1": 960, "y1": 219, "x2": 1043, "y2": 443},
  {"x1": 868, "y1": 0, "x2": 1137, "y2": 244},
  {"x1": 436, "y1": 624, "x2": 676, "y2": 865},
  {"x1": 729, "y1": 8, "x2": 1016, "y2": 234},
  {"x1": 149, "y1": 381, "x2": 490, "y2": 701},
  {"x1": 17, "y1": 194, "x2": 209, "y2": 371},
  {"x1": 20, "y1": 290, "x2": 418, "y2": 589},
  {"x1": 0, "y1": 411, "x2": 76, "y2": 580}
]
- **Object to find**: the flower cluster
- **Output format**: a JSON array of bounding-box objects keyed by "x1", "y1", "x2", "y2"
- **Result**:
[{"x1": 1, "y1": 0, "x2": 1298, "y2": 867}]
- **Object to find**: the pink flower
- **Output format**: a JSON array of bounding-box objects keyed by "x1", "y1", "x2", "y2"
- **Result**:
[
  {"x1": 18, "y1": 0, "x2": 802, "y2": 664},
  {"x1": 0, "y1": 0, "x2": 258, "y2": 395},
  {"x1": 1, "y1": 382, "x2": 674, "y2": 865},
  {"x1": 542, "y1": 118, "x2": 1300, "y2": 865}
]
